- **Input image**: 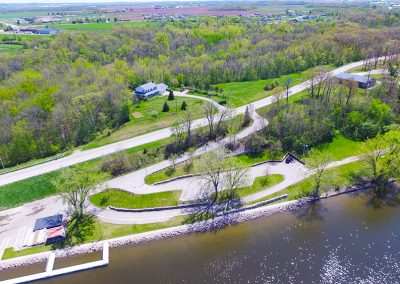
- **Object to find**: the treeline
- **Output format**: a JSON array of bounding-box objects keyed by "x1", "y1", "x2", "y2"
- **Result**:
[
  {"x1": 251, "y1": 66, "x2": 400, "y2": 155},
  {"x1": 1, "y1": 14, "x2": 400, "y2": 166}
]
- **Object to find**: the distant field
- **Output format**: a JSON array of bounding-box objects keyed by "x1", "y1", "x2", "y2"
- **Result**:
[
  {"x1": 0, "y1": 11, "x2": 50, "y2": 20},
  {"x1": 49, "y1": 21, "x2": 156, "y2": 31},
  {"x1": 0, "y1": 44, "x2": 24, "y2": 54}
]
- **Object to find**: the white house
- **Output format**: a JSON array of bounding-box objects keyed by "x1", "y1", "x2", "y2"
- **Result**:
[{"x1": 135, "y1": 82, "x2": 168, "y2": 99}]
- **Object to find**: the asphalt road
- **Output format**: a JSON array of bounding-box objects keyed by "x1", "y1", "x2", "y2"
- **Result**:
[{"x1": 0, "y1": 58, "x2": 380, "y2": 187}]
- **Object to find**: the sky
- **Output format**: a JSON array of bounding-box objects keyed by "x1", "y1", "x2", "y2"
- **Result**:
[{"x1": 0, "y1": 0, "x2": 196, "y2": 3}]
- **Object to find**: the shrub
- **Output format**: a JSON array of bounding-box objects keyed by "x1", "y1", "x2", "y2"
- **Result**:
[
  {"x1": 168, "y1": 90, "x2": 175, "y2": 101},
  {"x1": 100, "y1": 152, "x2": 132, "y2": 176},
  {"x1": 181, "y1": 101, "x2": 187, "y2": 110},
  {"x1": 162, "y1": 101, "x2": 170, "y2": 112}
]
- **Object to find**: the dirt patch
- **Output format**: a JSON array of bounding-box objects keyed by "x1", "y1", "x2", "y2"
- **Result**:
[{"x1": 132, "y1": 112, "x2": 144, "y2": 119}]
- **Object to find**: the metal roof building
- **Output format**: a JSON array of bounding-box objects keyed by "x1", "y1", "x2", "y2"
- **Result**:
[{"x1": 335, "y1": 73, "x2": 376, "y2": 89}]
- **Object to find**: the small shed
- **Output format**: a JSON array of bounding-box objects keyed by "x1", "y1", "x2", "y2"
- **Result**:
[{"x1": 46, "y1": 226, "x2": 66, "y2": 244}]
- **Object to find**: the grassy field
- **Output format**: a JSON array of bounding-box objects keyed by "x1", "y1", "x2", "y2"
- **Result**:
[
  {"x1": 89, "y1": 189, "x2": 182, "y2": 209},
  {"x1": 236, "y1": 174, "x2": 285, "y2": 198},
  {"x1": 0, "y1": 138, "x2": 171, "y2": 210},
  {"x1": 2, "y1": 214, "x2": 185, "y2": 260},
  {"x1": 0, "y1": 44, "x2": 24, "y2": 54},
  {"x1": 49, "y1": 21, "x2": 156, "y2": 31},
  {"x1": 249, "y1": 161, "x2": 365, "y2": 204},
  {"x1": 82, "y1": 96, "x2": 205, "y2": 150},
  {"x1": 201, "y1": 66, "x2": 333, "y2": 108},
  {"x1": 145, "y1": 149, "x2": 283, "y2": 185},
  {"x1": 209, "y1": 72, "x2": 305, "y2": 107}
]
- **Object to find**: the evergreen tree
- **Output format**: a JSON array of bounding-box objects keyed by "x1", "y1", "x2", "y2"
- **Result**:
[
  {"x1": 162, "y1": 101, "x2": 170, "y2": 112},
  {"x1": 168, "y1": 90, "x2": 175, "y2": 101},
  {"x1": 243, "y1": 106, "x2": 251, "y2": 127},
  {"x1": 181, "y1": 101, "x2": 187, "y2": 111}
]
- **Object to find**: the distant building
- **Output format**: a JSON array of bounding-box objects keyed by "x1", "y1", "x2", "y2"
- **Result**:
[
  {"x1": 335, "y1": 73, "x2": 376, "y2": 89},
  {"x1": 22, "y1": 214, "x2": 66, "y2": 247},
  {"x1": 35, "y1": 28, "x2": 59, "y2": 35},
  {"x1": 135, "y1": 82, "x2": 168, "y2": 99}
]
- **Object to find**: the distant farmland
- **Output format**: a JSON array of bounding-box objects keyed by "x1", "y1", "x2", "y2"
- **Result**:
[{"x1": 50, "y1": 21, "x2": 157, "y2": 31}]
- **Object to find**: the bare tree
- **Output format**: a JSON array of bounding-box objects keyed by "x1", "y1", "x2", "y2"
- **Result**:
[
  {"x1": 196, "y1": 148, "x2": 248, "y2": 205},
  {"x1": 342, "y1": 79, "x2": 359, "y2": 106},
  {"x1": 180, "y1": 111, "x2": 194, "y2": 148},
  {"x1": 315, "y1": 67, "x2": 330, "y2": 98},
  {"x1": 309, "y1": 155, "x2": 331, "y2": 198},
  {"x1": 282, "y1": 77, "x2": 293, "y2": 103},
  {"x1": 202, "y1": 101, "x2": 218, "y2": 138}
]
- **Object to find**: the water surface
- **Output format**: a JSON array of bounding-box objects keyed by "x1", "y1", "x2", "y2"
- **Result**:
[{"x1": 7, "y1": 191, "x2": 400, "y2": 283}]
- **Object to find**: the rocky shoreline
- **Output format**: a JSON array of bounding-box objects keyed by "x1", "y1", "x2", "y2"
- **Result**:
[
  {"x1": 0, "y1": 197, "x2": 311, "y2": 271},
  {"x1": 1, "y1": 185, "x2": 372, "y2": 272}
]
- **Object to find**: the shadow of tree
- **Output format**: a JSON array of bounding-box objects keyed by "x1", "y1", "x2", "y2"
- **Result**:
[
  {"x1": 294, "y1": 200, "x2": 328, "y2": 222},
  {"x1": 365, "y1": 184, "x2": 400, "y2": 209},
  {"x1": 51, "y1": 214, "x2": 97, "y2": 249}
]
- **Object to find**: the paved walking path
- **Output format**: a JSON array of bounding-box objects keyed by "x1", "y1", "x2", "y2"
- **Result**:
[{"x1": 0, "y1": 57, "x2": 386, "y2": 187}]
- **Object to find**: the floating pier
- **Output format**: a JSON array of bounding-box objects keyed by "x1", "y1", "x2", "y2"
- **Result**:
[{"x1": 2, "y1": 242, "x2": 109, "y2": 284}]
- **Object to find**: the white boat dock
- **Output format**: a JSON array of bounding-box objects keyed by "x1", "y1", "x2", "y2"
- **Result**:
[{"x1": 1, "y1": 242, "x2": 109, "y2": 284}]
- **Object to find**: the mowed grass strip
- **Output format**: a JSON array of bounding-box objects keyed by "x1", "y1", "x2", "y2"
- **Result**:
[
  {"x1": 89, "y1": 189, "x2": 182, "y2": 209},
  {"x1": 236, "y1": 174, "x2": 285, "y2": 198},
  {"x1": 248, "y1": 161, "x2": 366, "y2": 204},
  {"x1": 0, "y1": 44, "x2": 24, "y2": 54}
]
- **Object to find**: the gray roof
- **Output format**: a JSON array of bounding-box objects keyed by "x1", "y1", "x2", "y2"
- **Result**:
[
  {"x1": 138, "y1": 82, "x2": 156, "y2": 90},
  {"x1": 335, "y1": 73, "x2": 372, "y2": 84},
  {"x1": 33, "y1": 214, "x2": 63, "y2": 231}
]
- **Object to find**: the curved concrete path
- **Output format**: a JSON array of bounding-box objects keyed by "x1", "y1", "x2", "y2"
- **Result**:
[{"x1": 0, "y1": 57, "x2": 388, "y2": 187}]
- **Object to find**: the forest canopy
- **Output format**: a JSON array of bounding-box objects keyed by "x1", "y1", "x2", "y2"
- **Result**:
[{"x1": 1, "y1": 14, "x2": 400, "y2": 166}]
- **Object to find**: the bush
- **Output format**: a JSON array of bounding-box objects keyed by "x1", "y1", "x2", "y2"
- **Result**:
[
  {"x1": 244, "y1": 133, "x2": 268, "y2": 153},
  {"x1": 100, "y1": 152, "x2": 132, "y2": 176},
  {"x1": 264, "y1": 80, "x2": 279, "y2": 91},
  {"x1": 168, "y1": 90, "x2": 175, "y2": 101},
  {"x1": 181, "y1": 101, "x2": 187, "y2": 110}
]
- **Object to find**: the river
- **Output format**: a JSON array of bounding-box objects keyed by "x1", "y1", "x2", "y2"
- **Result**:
[{"x1": 3, "y1": 190, "x2": 400, "y2": 283}]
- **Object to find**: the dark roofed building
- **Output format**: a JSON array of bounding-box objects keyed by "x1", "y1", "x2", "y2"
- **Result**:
[
  {"x1": 35, "y1": 28, "x2": 59, "y2": 35},
  {"x1": 335, "y1": 73, "x2": 376, "y2": 89},
  {"x1": 33, "y1": 214, "x2": 63, "y2": 231}
]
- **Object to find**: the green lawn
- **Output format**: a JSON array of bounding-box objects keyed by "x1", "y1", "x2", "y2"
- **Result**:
[
  {"x1": 2, "y1": 214, "x2": 185, "y2": 260},
  {"x1": 50, "y1": 21, "x2": 156, "y2": 31},
  {"x1": 236, "y1": 151, "x2": 284, "y2": 165},
  {"x1": 202, "y1": 66, "x2": 333, "y2": 108},
  {"x1": 0, "y1": 138, "x2": 171, "y2": 210},
  {"x1": 236, "y1": 174, "x2": 285, "y2": 198},
  {"x1": 0, "y1": 44, "x2": 24, "y2": 54},
  {"x1": 249, "y1": 161, "x2": 366, "y2": 204},
  {"x1": 210, "y1": 72, "x2": 305, "y2": 107},
  {"x1": 82, "y1": 96, "x2": 205, "y2": 150},
  {"x1": 89, "y1": 189, "x2": 182, "y2": 209},
  {"x1": 145, "y1": 149, "x2": 283, "y2": 185},
  {"x1": 304, "y1": 130, "x2": 400, "y2": 164}
]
